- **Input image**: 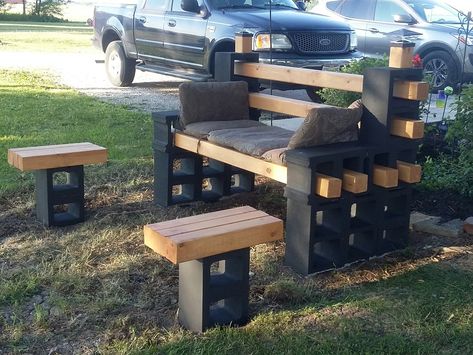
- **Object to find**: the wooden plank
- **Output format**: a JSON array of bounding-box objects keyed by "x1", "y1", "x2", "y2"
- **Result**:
[
  {"x1": 8, "y1": 142, "x2": 107, "y2": 171},
  {"x1": 393, "y1": 80, "x2": 429, "y2": 101},
  {"x1": 389, "y1": 46, "x2": 414, "y2": 69},
  {"x1": 174, "y1": 132, "x2": 288, "y2": 184},
  {"x1": 248, "y1": 93, "x2": 328, "y2": 117},
  {"x1": 373, "y1": 165, "x2": 398, "y2": 188},
  {"x1": 390, "y1": 118, "x2": 424, "y2": 139},
  {"x1": 144, "y1": 214, "x2": 283, "y2": 264},
  {"x1": 235, "y1": 33, "x2": 252, "y2": 53},
  {"x1": 148, "y1": 206, "x2": 256, "y2": 230},
  {"x1": 397, "y1": 160, "x2": 422, "y2": 183},
  {"x1": 342, "y1": 169, "x2": 368, "y2": 194},
  {"x1": 158, "y1": 210, "x2": 268, "y2": 236},
  {"x1": 316, "y1": 173, "x2": 342, "y2": 198},
  {"x1": 234, "y1": 62, "x2": 364, "y2": 93}
]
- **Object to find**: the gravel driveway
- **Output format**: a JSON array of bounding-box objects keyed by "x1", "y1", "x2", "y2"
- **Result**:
[{"x1": 0, "y1": 50, "x2": 184, "y2": 112}]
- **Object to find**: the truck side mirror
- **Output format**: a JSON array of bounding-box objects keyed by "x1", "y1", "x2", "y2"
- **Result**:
[
  {"x1": 394, "y1": 14, "x2": 417, "y2": 24},
  {"x1": 181, "y1": 0, "x2": 201, "y2": 13},
  {"x1": 295, "y1": 0, "x2": 306, "y2": 11}
]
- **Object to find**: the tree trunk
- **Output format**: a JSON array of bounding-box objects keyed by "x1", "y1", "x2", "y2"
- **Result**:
[{"x1": 22, "y1": 0, "x2": 26, "y2": 15}]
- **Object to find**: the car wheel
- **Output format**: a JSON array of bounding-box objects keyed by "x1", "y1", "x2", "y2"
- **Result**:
[
  {"x1": 422, "y1": 50, "x2": 457, "y2": 91},
  {"x1": 105, "y1": 40, "x2": 136, "y2": 87},
  {"x1": 305, "y1": 86, "x2": 324, "y2": 103}
]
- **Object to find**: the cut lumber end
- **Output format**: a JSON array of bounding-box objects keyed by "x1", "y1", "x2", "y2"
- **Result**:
[
  {"x1": 389, "y1": 46, "x2": 414, "y2": 69},
  {"x1": 235, "y1": 32, "x2": 253, "y2": 53},
  {"x1": 373, "y1": 165, "x2": 399, "y2": 188},
  {"x1": 342, "y1": 169, "x2": 368, "y2": 194},
  {"x1": 143, "y1": 225, "x2": 178, "y2": 264},
  {"x1": 390, "y1": 118, "x2": 424, "y2": 139},
  {"x1": 393, "y1": 80, "x2": 429, "y2": 101},
  {"x1": 397, "y1": 160, "x2": 422, "y2": 183},
  {"x1": 315, "y1": 174, "x2": 342, "y2": 198}
]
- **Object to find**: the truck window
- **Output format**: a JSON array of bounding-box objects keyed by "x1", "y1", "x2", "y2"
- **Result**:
[
  {"x1": 339, "y1": 0, "x2": 374, "y2": 20},
  {"x1": 326, "y1": 1, "x2": 341, "y2": 12},
  {"x1": 171, "y1": 0, "x2": 204, "y2": 12},
  {"x1": 145, "y1": 0, "x2": 168, "y2": 10}
]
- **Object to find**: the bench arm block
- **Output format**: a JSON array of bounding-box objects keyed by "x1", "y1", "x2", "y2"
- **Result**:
[{"x1": 152, "y1": 111, "x2": 180, "y2": 152}]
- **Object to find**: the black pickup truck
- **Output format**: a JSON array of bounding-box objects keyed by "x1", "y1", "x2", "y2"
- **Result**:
[{"x1": 92, "y1": 0, "x2": 360, "y2": 100}]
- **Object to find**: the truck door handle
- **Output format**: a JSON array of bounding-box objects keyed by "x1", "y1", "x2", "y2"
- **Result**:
[
  {"x1": 368, "y1": 27, "x2": 379, "y2": 33},
  {"x1": 138, "y1": 16, "x2": 147, "y2": 24},
  {"x1": 168, "y1": 19, "x2": 176, "y2": 27}
]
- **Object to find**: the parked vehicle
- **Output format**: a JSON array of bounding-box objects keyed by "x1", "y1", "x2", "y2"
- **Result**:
[
  {"x1": 91, "y1": 0, "x2": 360, "y2": 101},
  {"x1": 311, "y1": 0, "x2": 473, "y2": 90}
]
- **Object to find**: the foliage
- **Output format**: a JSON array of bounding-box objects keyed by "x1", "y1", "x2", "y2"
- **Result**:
[
  {"x1": 318, "y1": 57, "x2": 389, "y2": 107},
  {"x1": 419, "y1": 85, "x2": 473, "y2": 196},
  {"x1": 0, "y1": 0, "x2": 9, "y2": 13},
  {"x1": 30, "y1": 0, "x2": 69, "y2": 18},
  {"x1": 0, "y1": 13, "x2": 65, "y2": 22}
]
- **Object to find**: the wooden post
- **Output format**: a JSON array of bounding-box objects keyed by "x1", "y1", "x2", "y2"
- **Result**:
[
  {"x1": 396, "y1": 161, "x2": 422, "y2": 183},
  {"x1": 373, "y1": 165, "x2": 398, "y2": 188},
  {"x1": 389, "y1": 40, "x2": 415, "y2": 69},
  {"x1": 235, "y1": 32, "x2": 253, "y2": 53},
  {"x1": 390, "y1": 117, "x2": 424, "y2": 139},
  {"x1": 315, "y1": 174, "x2": 342, "y2": 198}
]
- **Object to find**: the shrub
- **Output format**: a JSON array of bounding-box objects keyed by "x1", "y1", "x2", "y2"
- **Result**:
[
  {"x1": 0, "y1": 13, "x2": 65, "y2": 22},
  {"x1": 318, "y1": 56, "x2": 389, "y2": 107}
]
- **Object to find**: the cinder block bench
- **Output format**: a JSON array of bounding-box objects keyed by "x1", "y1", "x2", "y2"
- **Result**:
[
  {"x1": 144, "y1": 205, "x2": 283, "y2": 332},
  {"x1": 8, "y1": 142, "x2": 107, "y2": 226}
]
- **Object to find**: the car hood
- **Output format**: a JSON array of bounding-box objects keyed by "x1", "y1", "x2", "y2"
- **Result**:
[{"x1": 217, "y1": 9, "x2": 352, "y2": 32}]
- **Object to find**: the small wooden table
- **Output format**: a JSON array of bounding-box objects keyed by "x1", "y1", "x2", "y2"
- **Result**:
[
  {"x1": 8, "y1": 142, "x2": 107, "y2": 226},
  {"x1": 144, "y1": 206, "x2": 283, "y2": 332}
]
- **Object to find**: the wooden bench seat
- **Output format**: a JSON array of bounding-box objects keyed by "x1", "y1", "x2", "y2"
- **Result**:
[
  {"x1": 7, "y1": 142, "x2": 107, "y2": 226},
  {"x1": 144, "y1": 205, "x2": 283, "y2": 332},
  {"x1": 8, "y1": 142, "x2": 107, "y2": 171},
  {"x1": 144, "y1": 205, "x2": 283, "y2": 263}
]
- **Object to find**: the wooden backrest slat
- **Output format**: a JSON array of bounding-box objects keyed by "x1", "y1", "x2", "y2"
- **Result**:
[
  {"x1": 235, "y1": 62, "x2": 364, "y2": 93},
  {"x1": 248, "y1": 93, "x2": 329, "y2": 117}
]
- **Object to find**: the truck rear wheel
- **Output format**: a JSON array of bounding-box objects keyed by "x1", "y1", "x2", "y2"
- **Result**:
[{"x1": 105, "y1": 40, "x2": 136, "y2": 87}]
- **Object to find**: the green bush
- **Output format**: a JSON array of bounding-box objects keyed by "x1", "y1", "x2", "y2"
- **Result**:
[
  {"x1": 0, "y1": 13, "x2": 65, "y2": 22},
  {"x1": 318, "y1": 57, "x2": 388, "y2": 107}
]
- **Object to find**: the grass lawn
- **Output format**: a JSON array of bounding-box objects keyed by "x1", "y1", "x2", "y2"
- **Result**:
[
  {"x1": 1, "y1": 71, "x2": 473, "y2": 353},
  {"x1": 0, "y1": 21, "x2": 92, "y2": 52}
]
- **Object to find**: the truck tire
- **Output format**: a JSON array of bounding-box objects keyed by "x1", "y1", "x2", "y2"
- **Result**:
[
  {"x1": 305, "y1": 87, "x2": 324, "y2": 103},
  {"x1": 105, "y1": 40, "x2": 136, "y2": 87},
  {"x1": 422, "y1": 50, "x2": 457, "y2": 91}
]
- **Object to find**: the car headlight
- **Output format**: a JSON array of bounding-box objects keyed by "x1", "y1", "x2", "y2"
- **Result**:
[
  {"x1": 453, "y1": 33, "x2": 473, "y2": 46},
  {"x1": 350, "y1": 31, "x2": 357, "y2": 50},
  {"x1": 253, "y1": 34, "x2": 292, "y2": 51}
]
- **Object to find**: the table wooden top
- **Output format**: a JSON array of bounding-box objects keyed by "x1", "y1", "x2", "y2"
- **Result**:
[
  {"x1": 8, "y1": 142, "x2": 107, "y2": 171},
  {"x1": 144, "y1": 206, "x2": 284, "y2": 264}
]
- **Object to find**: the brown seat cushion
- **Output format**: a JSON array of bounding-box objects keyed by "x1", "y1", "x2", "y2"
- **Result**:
[
  {"x1": 179, "y1": 81, "x2": 249, "y2": 127},
  {"x1": 208, "y1": 125, "x2": 293, "y2": 157},
  {"x1": 184, "y1": 120, "x2": 265, "y2": 139},
  {"x1": 287, "y1": 99, "x2": 363, "y2": 149}
]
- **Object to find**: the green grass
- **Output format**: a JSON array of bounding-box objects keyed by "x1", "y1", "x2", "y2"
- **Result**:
[
  {"x1": 1, "y1": 70, "x2": 473, "y2": 353},
  {"x1": 0, "y1": 21, "x2": 92, "y2": 51},
  {"x1": 0, "y1": 70, "x2": 150, "y2": 194}
]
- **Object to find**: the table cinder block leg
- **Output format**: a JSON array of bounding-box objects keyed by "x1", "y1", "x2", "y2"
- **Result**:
[
  {"x1": 34, "y1": 165, "x2": 85, "y2": 226},
  {"x1": 178, "y1": 248, "x2": 250, "y2": 333}
]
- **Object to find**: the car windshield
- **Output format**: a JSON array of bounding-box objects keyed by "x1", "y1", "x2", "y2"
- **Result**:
[
  {"x1": 404, "y1": 0, "x2": 462, "y2": 23},
  {"x1": 211, "y1": 0, "x2": 298, "y2": 10}
]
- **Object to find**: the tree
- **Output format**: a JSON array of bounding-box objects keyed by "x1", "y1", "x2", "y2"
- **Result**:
[{"x1": 31, "y1": 0, "x2": 69, "y2": 17}]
